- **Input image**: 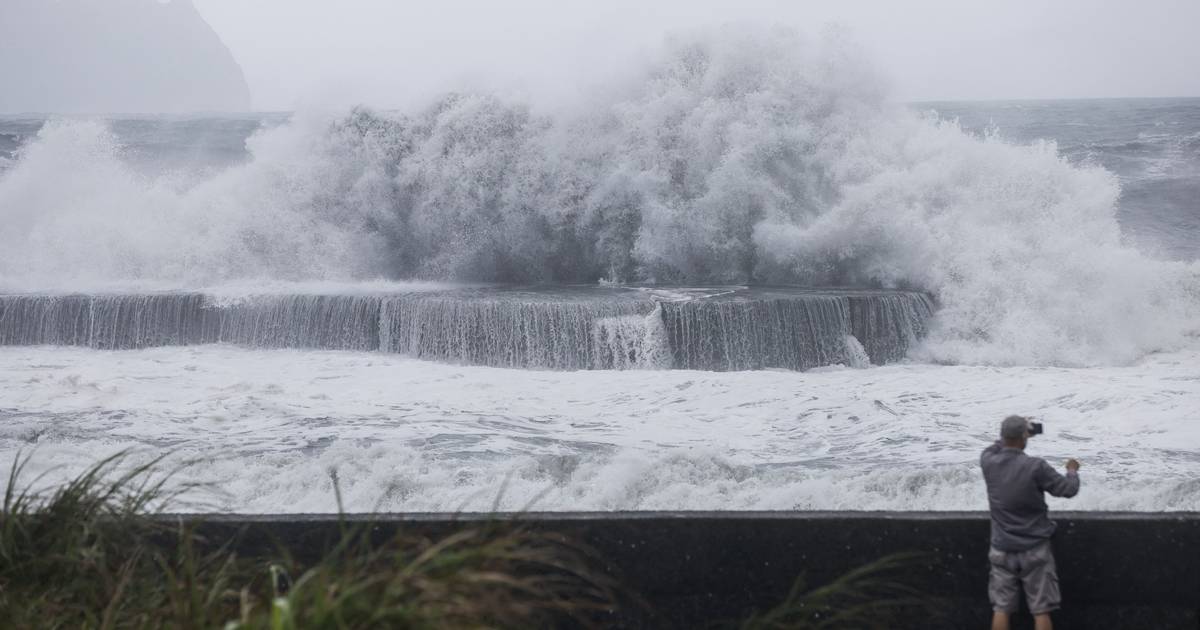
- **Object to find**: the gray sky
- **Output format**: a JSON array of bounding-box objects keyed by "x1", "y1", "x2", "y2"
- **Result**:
[{"x1": 194, "y1": 0, "x2": 1200, "y2": 111}]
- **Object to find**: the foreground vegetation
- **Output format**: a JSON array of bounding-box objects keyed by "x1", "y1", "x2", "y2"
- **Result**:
[{"x1": 0, "y1": 453, "x2": 930, "y2": 629}]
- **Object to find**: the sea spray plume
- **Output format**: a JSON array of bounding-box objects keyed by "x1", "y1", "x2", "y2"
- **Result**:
[
  {"x1": 0, "y1": 116, "x2": 391, "y2": 286},
  {"x1": 367, "y1": 93, "x2": 661, "y2": 283},
  {"x1": 353, "y1": 26, "x2": 890, "y2": 283},
  {"x1": 754, "y1": 115, "x2": 1200, "y2": 365},
  {"x1": 391, "y1": 94, "x2": 570, "y2": 281},
  {"x1": 164, "y1": 110, "x2": 397, "y2": 282},
  {"x1": 365, "y1": 29, "x2": 1200, "y2": 364},
  {"x1": 0, "y1": 25, "x2": 1197, "y2": 364},
  {"x1": 0, "y1": 26, "x2": 883, "y2": 286},
  {"x1": 614, "y1": 26, "x2": 888, "y2": 283},
  {"x1": 0, "y1": 121, "x2": 177, "y2": 281}
]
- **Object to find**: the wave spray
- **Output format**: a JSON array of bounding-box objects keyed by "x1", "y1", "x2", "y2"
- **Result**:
[{"x1": 1, "y1": 26, "x2": 1196, "y2": 366}]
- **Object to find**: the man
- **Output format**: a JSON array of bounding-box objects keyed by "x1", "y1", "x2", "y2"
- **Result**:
[{"x1": 980, "y1": 415, "x2": 1080, "y2": 630}]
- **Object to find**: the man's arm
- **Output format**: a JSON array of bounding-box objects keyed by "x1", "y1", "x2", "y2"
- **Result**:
[{"x1": 1035, "y1": 459, "x2": 1080, "y2": 498}]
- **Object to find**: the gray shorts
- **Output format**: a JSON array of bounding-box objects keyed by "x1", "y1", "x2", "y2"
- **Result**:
[{"x1": 987, "y1": 541, "x2": 1061, "y2": 615}]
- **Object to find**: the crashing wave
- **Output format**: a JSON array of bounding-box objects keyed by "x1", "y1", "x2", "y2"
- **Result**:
[{"x1": 0, "y1": 26, "x2": 1196, "y2": 365}]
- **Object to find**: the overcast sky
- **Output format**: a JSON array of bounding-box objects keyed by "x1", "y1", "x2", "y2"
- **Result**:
[{"x1": 193, "y1": 0, "x2": 1200, "y2": 111}]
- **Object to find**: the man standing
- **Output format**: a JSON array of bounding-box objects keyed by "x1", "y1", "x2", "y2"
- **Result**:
[{"x1": 980, "y1": 415, "x2": 1080, "y2": 630}]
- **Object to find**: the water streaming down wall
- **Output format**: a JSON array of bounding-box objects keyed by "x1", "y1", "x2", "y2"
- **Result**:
[
  {"x1": 216, "y1": 295, "x2": 381, "y2": 351},
  {"x1": 377, "y1": 293, "x2": 662, "y2": 370},
  {"x1": 0, "y1": 294, "x2": 383, "y2": 350},
  {"x1": 663, "y1": 296, "x2": 854, "y2": 371},
  {"x1": 0, "y1": 288, "x2": 934, "y2": 370},
  {"x1": 0, "y1": 294, "x2": 216, "y2": 348},
  {"x1": 848, "y1": 292, "x2": 936, "y2": 364},
  {"x1": 660, "y1": 291, "x2": 934, "y2": 370},
  {"x1": 591, "y1": 304, "x2": 674, "y2": 370}
]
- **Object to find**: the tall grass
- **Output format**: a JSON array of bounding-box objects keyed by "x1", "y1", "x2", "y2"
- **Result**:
[
  {"x1": 240, "y1": 524, "x2": 619, "y2": 629},
  {"x1": 0, "y1": 452, "x2": 617, "y2": 629},
  {"x1": 0, "y1": 452, "x2": 197, "y2": 628},
  {"x1": 1, "y1": 452, "x2": 933, "y2": 629}
]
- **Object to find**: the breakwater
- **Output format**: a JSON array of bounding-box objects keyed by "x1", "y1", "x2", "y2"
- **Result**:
[
  {"x1": 0, "y1": 287, "x2": 934, "y2": 370},
  {"x1": 173, "y1": 511, "x2": 1200, "y2": 629}
]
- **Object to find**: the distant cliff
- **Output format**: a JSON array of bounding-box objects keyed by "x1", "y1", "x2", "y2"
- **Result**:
[{"x1": 0, "y1": 0, "x2": 251, "y2": 113}]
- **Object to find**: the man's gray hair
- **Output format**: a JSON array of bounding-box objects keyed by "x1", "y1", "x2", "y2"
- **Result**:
[{"x1": 1001, "y1": 415, "x2": 1030, "y2": 439}]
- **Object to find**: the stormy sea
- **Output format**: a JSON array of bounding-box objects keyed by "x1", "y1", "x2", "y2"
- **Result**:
[{"x1": 1, "y1": 30, "x2": 1197, "y2": 513}]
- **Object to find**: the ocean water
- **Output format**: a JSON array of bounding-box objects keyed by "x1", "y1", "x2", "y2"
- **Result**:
[
  {"x1": 922, "y1": 98, "x2": 1200, "y2": 262},
  {"x1": 2, "y1": 345, "x2": 1196, "y2": 512},
  {"x1": 0, "y1": 28, "x2": 1197, "y2": 512},
  {"x1": 6, "y1": 100, "x2": 1195, "y2": 261}
]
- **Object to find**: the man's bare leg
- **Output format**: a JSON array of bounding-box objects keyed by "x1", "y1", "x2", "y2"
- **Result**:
[
  {"x1": 1034, "y1": 613, "x2": 1053, "y2": 630},
  {"x1": 991, "y1": 611, "x2": 1010, "y2": 630}
]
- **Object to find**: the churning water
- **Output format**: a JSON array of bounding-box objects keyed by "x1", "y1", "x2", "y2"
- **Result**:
[{"x1": 0, "y1": 27, "x2": 1197, "y2": 512}]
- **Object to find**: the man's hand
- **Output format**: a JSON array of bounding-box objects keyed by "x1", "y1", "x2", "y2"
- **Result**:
[{"x1": 1065, "y1": 458, "x2": 1080, "y2": 473}]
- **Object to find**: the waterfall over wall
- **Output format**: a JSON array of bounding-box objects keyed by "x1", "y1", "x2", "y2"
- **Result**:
[
  {"x1": 0, "y1": 294, "x2": 382, "y2": 351},
  {"x1": 0, "y1": 288, "x2": 934, "y2": 370},
  {"x1": 378, "y1": 293, "x2": 657, "y2": 370},
  {"x1": 661, "y1": 291, "x2": 934, "y2": 370},
  {"x1": 0, "y1": 294, "x2": 216, "y2": 348},
  {"x1": 848, "y1": 292, "x2": 936, "y2": 364},
  {"x1": 217, "y1": 295, "x2": 382, "y2": 351}
]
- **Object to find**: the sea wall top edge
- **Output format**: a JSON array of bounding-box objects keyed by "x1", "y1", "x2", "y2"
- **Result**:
[
  {"x1": 153, "y1": 510, "x2": 1200, "y2": 523},
  {"x1": 0, "y1": 284, "x2": 932, "y2": 298}
]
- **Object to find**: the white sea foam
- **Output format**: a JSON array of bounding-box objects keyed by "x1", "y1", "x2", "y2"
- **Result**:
[
  {"x1": 1, "y1": 345, "x2": 1196, "y2": 513},
  {"x1": 0, "y1": 26, "x2": 1197, "y2": 366}
]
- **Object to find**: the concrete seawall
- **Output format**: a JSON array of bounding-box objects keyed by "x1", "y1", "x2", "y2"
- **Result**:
[
  {"x1": 0, "y1": 288, "x2": 934, "y2": 369},
  {"x1": 165, "y1": 511, "x2": 1199, "y2": 629}
]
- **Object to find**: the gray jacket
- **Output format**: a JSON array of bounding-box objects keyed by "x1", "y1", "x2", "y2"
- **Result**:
[{"x1": 980, "y1": 442, "x2": 1080, "y2": 551}]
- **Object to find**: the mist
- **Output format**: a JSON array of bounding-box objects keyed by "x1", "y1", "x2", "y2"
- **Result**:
[{"x1": 193, "y1": 0, "x2": 1200, "y2": 111}]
